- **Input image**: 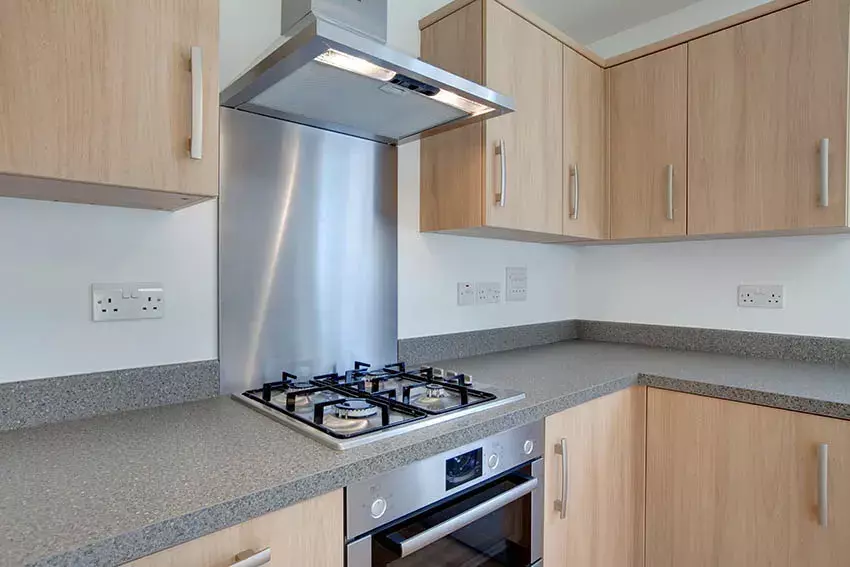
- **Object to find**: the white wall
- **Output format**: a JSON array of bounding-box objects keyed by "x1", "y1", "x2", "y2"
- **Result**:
[
  {"x1": 0, "y1": 198, "x2": 218, "y2": 383},
  {"x1": 388, "y1": 0, "x2": 579, "y2": 339},
  {"x1": 579, "y1": 0, "x2": 850, "y2": 339}
]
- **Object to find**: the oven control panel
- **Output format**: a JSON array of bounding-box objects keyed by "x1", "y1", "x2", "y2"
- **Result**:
[{"x1": 345, "y1": 420, "x2": 544, "y2": 540}]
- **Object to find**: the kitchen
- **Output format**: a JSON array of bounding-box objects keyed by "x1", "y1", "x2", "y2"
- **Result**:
[{"x1": 1, "y1": 0, "x2": 850, "y2": 565}]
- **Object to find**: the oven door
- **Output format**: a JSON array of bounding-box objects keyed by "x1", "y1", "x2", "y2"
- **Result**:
[{"x1": 348, "y1": 461, "x2": 543, "y2": 567}]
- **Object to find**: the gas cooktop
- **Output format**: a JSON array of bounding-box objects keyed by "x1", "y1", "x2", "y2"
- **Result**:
[{"x1": 234, "y1": 362, "x2": 525, "y2": 450}]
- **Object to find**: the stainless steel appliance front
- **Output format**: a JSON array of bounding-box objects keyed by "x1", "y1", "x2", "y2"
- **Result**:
[
  {"x1": 219, "y1": 108, "x2": 398, "y2": 394},
  {"x1": 346, "y1": 421, "x2": 545, "y2": 566}
]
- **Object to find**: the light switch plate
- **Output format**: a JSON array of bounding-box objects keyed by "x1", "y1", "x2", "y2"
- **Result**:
[
  {"x1": 506, "y1": 267, "x2": 527, "y2": 302},
  {"x1": 92, "y1": 283, "x2": 165, "y2": 321},
  {"x1": 738, "y1": 284, "x2": 784, "y2": 309}
]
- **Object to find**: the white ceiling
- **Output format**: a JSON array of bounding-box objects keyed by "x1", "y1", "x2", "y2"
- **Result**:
[{"x1": 520, "y1": 0, "x2": 705, "y2": 44}]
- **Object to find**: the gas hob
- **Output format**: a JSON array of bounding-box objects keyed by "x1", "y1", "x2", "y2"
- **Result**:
[{"x1": 234, "y1": 362, "x2": 525, "y2": 450}]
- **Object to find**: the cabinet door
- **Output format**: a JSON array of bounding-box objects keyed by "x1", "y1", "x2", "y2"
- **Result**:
[
  {"x1": 688, "y1": 0, "x2": 848, "y2": 234},
  {"x1": 484, "y1": 0, "x2": 563, "y2": 234},
  {"x1": 647, "y1": 389, "x2": 850, "y2": 567},
  {"x1": 563, "y1": 46, "x2": 607, "y2": 239},
  {"x1": 543, "y1": 387, "x2": 646, "y2": 567},
  {"x1": 0, "y1": 0, "x2": 219, "y2": 201},
  {"x1": 609, "y1": 46, "x2": 688, "y2": 239},
  {"x1": 125, "y1": 491, "x2": 343, "y2": 567}
]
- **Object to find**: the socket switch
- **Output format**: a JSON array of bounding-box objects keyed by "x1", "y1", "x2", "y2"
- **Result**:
[
  {"x1": 457, "y1": 282, "x2": 475, "y2": 306},
  {"x1": 93, "y1": 283, "x2": 165, "y2": 321},
  {"x1": 738, "y1": 284, "x2": 784, "y2": 309},
  {"x1": 476, "y1": 282, "x2": 502, "y2": 305},
  {"x1": 506, "y1": 267, "x2": 527, "y2": 302}
]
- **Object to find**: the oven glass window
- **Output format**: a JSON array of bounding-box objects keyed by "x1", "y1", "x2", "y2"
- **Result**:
[{"x1": 371, "y1": 473, "x2": 534, "y2": 567}]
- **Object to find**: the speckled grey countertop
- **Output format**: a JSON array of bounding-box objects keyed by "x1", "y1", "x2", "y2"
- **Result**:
[{"x1": 3, "y1": 341, "x2": 850, "y2": 567}]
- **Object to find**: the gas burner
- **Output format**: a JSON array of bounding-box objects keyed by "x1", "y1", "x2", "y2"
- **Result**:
[
  {"x1": 423, "y1": 383, "x2": 450, "y2": 399},
  {"x1": 323, "y1": 414, "x2": 371, "y2": 433},
  {"x1": 334, "y1": 399, "x2": 379, "y2": 419},
  {"x1": 289, "y1": 381, "x2": 315, "y2": 390}
]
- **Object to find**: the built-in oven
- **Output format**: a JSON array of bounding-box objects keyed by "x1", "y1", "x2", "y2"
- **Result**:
[{"x1": 346, "y1": 421, "x2": 544, "y2": 566}]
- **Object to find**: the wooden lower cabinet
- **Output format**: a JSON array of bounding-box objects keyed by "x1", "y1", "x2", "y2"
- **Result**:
[
  {"x1": 125, "y1": 490, "x2": 343, "y2": 567},
  {"x1": 647, "y1": 389, "x2": 850, "y2": 567},
  {"x1": 543, "y1": 386, "x2": 646, "y2": 567}
]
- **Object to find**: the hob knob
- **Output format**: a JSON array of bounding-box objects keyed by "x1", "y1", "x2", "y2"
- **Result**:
[
  {"x1": 370, "y1": 497, "x2": 387, "y2": 519},
  {"x1": 523, "y1": 440, "x2": 534, "y2": 455}
]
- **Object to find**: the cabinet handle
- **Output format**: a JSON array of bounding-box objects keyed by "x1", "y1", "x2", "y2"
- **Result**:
[
  {"x1": 666, "y1": 164, "x2": 674, "y2": 220},
  {"x1": 189, "y1": 46, "x2": 204, "y2": 160},
  {"x1": 554, "y1": 438, "x2": 568, "y2": 519},
  {"x1": 818, "y1": 443, "x2": 829, "y2": 527},
  {"x1": 570, "y1": 164, "x2": 580, "y2": 220},
  {"x1": 819, "y1": 138, "x2": 829, "y2": 207},
  {"x1": 496, "y1": 140, "x2": 507, "y2": 207},
  {"x1": 232, "y1": 548, "x2": 271, "y2": 567}
]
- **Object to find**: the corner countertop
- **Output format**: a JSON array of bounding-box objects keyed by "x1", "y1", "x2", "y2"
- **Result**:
[{"x1": 3, "y1": 341, "x2": 849, "y2": 567}]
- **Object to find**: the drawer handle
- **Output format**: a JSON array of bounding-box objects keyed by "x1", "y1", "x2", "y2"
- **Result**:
[
  {"x1": 232, "y1": 548, "x2": 271, "y2": 567},
  {"x1": 189, "y1": 46, "x2": 203, "y2": 160},
  {"x1": 496, "y1": 139, "x2": 507, "y2": 207},
  {"x1": 819, "y1": 138, "x2": 829, "y2": 207},
  {"x1": 665, "y1": 164, "x2": 674, "y2": 220},
  {"x1": 818, "y1": 443, "x2": 829, "y2": 527},
  {"x1": 570, "y1": 164, "x2": 580, "y2": 220},
  {"x1": 554, "y1": 438, "x2": 568, "y2": 520}
]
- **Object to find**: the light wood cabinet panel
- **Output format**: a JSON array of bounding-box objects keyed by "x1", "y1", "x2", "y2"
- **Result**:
[
  {"x1": 688, "y1": 0, "x2": 849, "y2": 234},
  {"x1": 608, "y1": 45, "x2": 688, "y2": 239},
  {"x1": 647, "y1": 389, "x2": 850, "y2": 567},
  {"x1": 125, "y1": 490, "x2": 343, "y2": 567},
  {"x1": 544, "y1": 387, "x2": 646, "y2": 567},
  {"x1": 484, "y1": 0, "x2": 563, "y2": 235},
  {"x1": 563, "y1": 46, "x2": 607, "y2": 239},
  {"x1": 420, "y1": 0, "x2": 568, "y2": 241},
  {"x1": 0, "y1": 0, "x2": 219, "y2": 210}
]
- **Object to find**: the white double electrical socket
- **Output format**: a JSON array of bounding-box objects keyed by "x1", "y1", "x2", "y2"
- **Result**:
[
  {"x1": 92, "y1": 283, "x2": 165, "y2": 321},
  {"x1": 738, "y1": 284, "x2": 784, "y2": 309},
  {"x1": 476, "y1": 282, "x2": 502, "y2": 305}
]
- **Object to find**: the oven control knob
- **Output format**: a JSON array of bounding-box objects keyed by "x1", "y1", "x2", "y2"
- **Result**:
[
  {"x1": 487, "y1": 453, "x2": 500, "y2": 470},
  {"x1": 523, "y1": 440, "x2": 534, "y2": 455},
  {"x1": 370, "y1": 497, "x2": 388, "y2": 519}
]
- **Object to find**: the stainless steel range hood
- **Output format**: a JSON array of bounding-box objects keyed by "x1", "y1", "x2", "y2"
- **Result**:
[{"x1": 220, "y1": 0, "x2": 515, "y2": 145}]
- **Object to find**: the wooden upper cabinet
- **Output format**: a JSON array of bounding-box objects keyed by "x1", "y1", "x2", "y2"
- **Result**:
[
  {"x1": 125, "y1": 490, "x2": 344, "y2": 567},
  {"x1": 563, "y1": 46, "x2": 608, "y2": 239},
  {"x1": 420, "y1": 0, "x2": 566, "y2": 241},
  {"x1": 0, "y1": 0, "x2": 219, "y2": 211},
  {"x1": 688, "y1": 0, "x2": 849, "y2": 234},
  {"x1": 544, "y1": 387, "x2": 646, "y2": 567},
  {"x1": 483, "y1": 1, "x2": 563, "y2": 235},
  {"x1": 608, "y1": 45, "x2": 688, "y2": 239},
  {"x1": 647, "y1": 389, "x2": 850, "y2": 567}
]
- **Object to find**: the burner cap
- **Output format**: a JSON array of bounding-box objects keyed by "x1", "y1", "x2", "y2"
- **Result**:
[
  {"x1": 288, "y1": 381, "x2": 314, "y2": 390},
  {"x1": 334, "y1": 399, "x2": 378, "y2": 419},
  {"x1": 424, "y1": 383, "x2": 450, "y2": 398}
]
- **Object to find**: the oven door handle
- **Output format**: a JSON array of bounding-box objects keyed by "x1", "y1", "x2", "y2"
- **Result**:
[{"x1": 390, "y1": 476, "x2": 538, "y2": 558}]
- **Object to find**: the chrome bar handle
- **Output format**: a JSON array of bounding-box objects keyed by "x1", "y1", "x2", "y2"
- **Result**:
[
  {"x1": 819, "y1": 138, "x2": 829, "y2": 207},
  {"x1": 496, "y1": 140, "x2": 507, "y2": 207},
  {"x1": 397, "y1": 477, "x2": 538, "y2": 557},
  {"x1": 189, "y1": 46, "x2": 203, "y2": 160},
  {"x1": 666, "y1": 164, "x2": 674, "y2": 220},
  {"x1": 554, "y1": 438, "x2": 568, "y2": 519},
  {"x1": 570, "y1": 164, "x2": 580, "y2": 220},
  {"x1": 232, "y1": 548, "x2": 271, "y2": 567},
  {"x1": 818, "y1": 443, "x2": 829, "y2": 527}
]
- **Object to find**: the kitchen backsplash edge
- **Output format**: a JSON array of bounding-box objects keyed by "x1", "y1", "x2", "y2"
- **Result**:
[
  {"x1": 0, "y1": 360, "x2": 219, "y2": 432},
  {"x1": 400, "y1": 320, "x2": 850, "y2": 367}
]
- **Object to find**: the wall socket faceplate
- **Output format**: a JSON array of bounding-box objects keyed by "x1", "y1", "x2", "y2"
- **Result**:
[
  {"x1": 476, "y1": 282, "x2": 502, "y2": 305},
  {"x1": 92, "y1": 283, "x2": 165, "y2": 321},
  {"x1": 457, "y1": 282, "x2": 475, "y2": 306},
  {"x1": 505, "y1": 267, "x2": 527, "y2": 302},
  {"x1": 738, "y1": 284, "x2": 784, "y2": 309}
]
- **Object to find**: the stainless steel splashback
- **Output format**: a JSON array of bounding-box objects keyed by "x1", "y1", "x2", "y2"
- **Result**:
[{"x1": 219, "y1": 108, "x2": 398, "y2": 394}]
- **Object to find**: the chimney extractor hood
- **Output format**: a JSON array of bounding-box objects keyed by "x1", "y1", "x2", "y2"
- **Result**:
[{"x1": 220, "y1": 0, "x2": 515, "y2": 145}]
